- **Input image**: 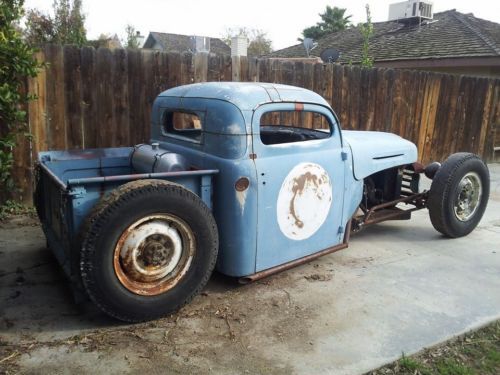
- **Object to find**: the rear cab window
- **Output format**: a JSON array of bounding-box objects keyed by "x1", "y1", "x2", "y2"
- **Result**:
[{"x1": 162, "y1": 111, "x2": 204, "y2": 143}]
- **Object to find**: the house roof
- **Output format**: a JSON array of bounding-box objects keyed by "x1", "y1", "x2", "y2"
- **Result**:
[
  {"x1": 270, "y1": 10, "x2": 500, "y2": 63},
  {"x1": 143, "y1": 32, "x2": 230, "y2": 55}
]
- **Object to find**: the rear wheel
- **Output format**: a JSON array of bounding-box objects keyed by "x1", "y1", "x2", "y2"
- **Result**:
[
  {"x1": 80, "y1": 179, "x2": 218, "y2": 322},
  {"x1": 427, "y1": 153, "x2": 489, "y2": 238}
]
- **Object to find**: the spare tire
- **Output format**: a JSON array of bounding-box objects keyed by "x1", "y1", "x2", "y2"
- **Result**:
[
  {"x1": 80, "y1": 179, "x2": 218, "y2": 322},
  {"x1": 427, "y1": 153, "x2": 489, "y2": 238}
]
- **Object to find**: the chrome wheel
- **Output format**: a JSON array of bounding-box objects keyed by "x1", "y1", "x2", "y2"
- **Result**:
[
  {"x1": 113, "y1": 214, "x2": 195, "y2": 296},
  {"x1": 453, "y1": 172, "x2": 482, "y2": 222}
]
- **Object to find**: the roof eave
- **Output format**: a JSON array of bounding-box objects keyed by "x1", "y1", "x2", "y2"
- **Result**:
[{"x1": 372, "y1": 56, "x2": 500, "y2": 68}]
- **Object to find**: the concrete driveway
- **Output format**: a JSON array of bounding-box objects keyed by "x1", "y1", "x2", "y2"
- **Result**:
[{"x1": 1, "y1": 164, "x2": 499, "y2": 375}]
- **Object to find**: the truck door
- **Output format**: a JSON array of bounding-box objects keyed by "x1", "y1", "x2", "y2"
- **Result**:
[{"x1": 252, "y1": 103, "x2": 345, "y2": 272}]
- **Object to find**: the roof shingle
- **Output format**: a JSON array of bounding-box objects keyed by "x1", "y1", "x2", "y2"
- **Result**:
[
  {"x1": 270, "y1": 10, "x2": 500, "y2": 63},
  {"x1": 144, "y1": 32, "x2": 230, "y2": 55}
]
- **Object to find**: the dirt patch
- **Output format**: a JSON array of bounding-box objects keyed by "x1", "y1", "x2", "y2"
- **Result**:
[
  {"x1": 0, "y1": 278, "x2": 307, "y2": 374},
  {"x1": 0, "y1": 216, "x2": 315, "y2": 374}
]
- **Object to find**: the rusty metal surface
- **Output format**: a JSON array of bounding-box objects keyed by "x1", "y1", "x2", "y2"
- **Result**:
[
  {"x1": 234, "y1": 177, "x2": 250, "y2": 192},
  {"x1": 353, "y1": 192, "x2": 428, "y2": 232},
  {"x1": 364, "y1": 192, "x2": 427, "y2": 222},
  {"x1": 276, "y1": 163, "x2": 333, "y2": 241},
  {"x1": 239, "y1": 220, "x2": 352, "y2": 284},
  {"x1": 239, "y1": 242, "x2": 349, "y2": 283},
  {"x1": 364, "y1": 208, "x2": 413, "y2": 225},
  {"x1": 113, "y1": 214, "x2": 195, "y2": 296}
]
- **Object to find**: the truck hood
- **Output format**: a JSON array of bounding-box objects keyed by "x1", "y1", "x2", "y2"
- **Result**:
[{"x1": 342, "y1": 130, "x2": 417, "y2": 180}]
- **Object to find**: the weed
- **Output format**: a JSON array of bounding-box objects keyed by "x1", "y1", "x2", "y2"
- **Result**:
[
  {"x1": 436, "y1": 359, "x2": 474, "y2": 375},
  {"x1": 0, "y1": 200, "x2": 34, "y2": 220},
  {"x1": 399, "y1": 353, "x2": 424, "y2": 372}
]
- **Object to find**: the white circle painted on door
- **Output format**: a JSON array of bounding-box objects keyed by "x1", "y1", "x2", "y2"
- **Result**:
[{"x1": 277, "y1": 162, "x2": 332, "y2": 241}]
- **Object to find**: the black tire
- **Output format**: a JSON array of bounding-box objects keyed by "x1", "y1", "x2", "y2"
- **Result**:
[
  {"x1": 80, "y1": 179, "x2": 218, "y2": 322},
  {"x1": 427, "y1": 153, "x2": 489, "y2": 238}
]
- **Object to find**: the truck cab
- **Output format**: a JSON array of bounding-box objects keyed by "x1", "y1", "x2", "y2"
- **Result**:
[{"x1": 152, "y1": 83, "x2": 348, "y2": 277}]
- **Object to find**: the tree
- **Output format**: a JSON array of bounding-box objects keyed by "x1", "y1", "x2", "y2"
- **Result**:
[
  {"x1": 124, "y1": 24, "x2": 139, "y2": 49},
  {"x1": 24, "y1": 0, "x2": 87, "y2": 46},
  {"x1": 222, "y1": 27, "x2": 273, "y2": 56},
  {"x1": 0, "y1": 0, "x2": 42, "y2": 202},
  {"x1": 359, "y1": 4, "x2": 374, "y2": 68},
  {"x1": 24, "y1": 8, "x2": 55, "y2": 46},
  {"x1": 300, "y1": 6, "x2": 352, "y2": 41}
]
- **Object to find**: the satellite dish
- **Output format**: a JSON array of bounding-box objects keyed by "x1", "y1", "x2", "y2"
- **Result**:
[
  {"x1": 303, "y1": 38, "x2": 318, "y2": 57},
  {"x1": 320, "y1": 48, "x2": 341, "y2": 63}
]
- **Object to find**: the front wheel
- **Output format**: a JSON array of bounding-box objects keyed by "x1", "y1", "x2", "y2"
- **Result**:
[
  {"x1": 80, "y1": 179, "x2": 218, "y2": 322},
  {"x1": 427, "y1": 153, "x2": 489, "y2": 238}
]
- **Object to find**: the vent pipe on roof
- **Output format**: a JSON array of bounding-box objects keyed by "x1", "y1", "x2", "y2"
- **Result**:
[
  {"x1": 192, "y1": 36, "x2": 211, "y2": 53},
  {"x1": 135, "y1": 31, "x2": 145, "y2": 48}
]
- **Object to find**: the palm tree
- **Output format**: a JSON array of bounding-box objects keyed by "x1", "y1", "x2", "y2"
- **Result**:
[{"x1": 300, "y1": 6, "x2": 352, "y2": 40}]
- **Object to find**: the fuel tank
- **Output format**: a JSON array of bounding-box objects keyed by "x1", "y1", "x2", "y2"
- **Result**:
[{"x1": 131, "y1": 143, "x2": 188, "y2": 173}]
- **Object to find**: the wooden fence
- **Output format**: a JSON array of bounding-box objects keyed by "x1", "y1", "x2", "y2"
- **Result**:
[{"x1": 11, "y1": 44, "x2": 500, "y2": 202}]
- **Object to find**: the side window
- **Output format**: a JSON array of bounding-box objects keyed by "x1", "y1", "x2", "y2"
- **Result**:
[
  {"x1": 259, "y1": 110, "x2": 332, "y2": 145},
  {"x1": 162, "y1": 110, "x2": 203, "y2": 143}
]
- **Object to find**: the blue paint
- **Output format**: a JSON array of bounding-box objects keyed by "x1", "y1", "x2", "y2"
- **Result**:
[{"x1": 343, "y1": 130, "x2": 417, "y2": 180}]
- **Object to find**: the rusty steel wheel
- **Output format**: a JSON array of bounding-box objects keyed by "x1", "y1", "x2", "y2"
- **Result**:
[
  {"x1": 80, "y1": 179, "x2": 218, "y2": 322},
  {"x1": 113, "y1": 214, "x2": 195, "y2": 296}
]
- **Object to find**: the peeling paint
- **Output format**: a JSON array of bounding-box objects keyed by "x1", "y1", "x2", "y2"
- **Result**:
[
  {"x1": 236, "y1": 189, "x2": 248, "y2": 215},
  {"x1": 277, "y1": 163, "x2": 332, "y2": 241}
]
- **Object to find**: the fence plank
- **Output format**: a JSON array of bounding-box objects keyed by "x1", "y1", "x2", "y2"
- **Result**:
[
  {"x1": 194, "y1": 53, "x2": 209, "y2": 83},
  {"x1": 80, "y1": 46, "x2": 97, "y2": 148},
  {"x1": 339, "y1": 66, "x2": 351, "y2": 128},
  {"x1": 11, "y1": 80, "x2": 32, "y2": 202},
  {"x1": 477, "y1": 80, "x2": 493, "y2": 157},
  {"x1": 410, "y1": 71, "x2": 427, "y2": 146},
  {"x1": 44, "y1": 44, "x2": 67, "y2": 150},
  {"x1": 180, "y1": 52, "x2": 194, "y2": 85},
  {"x1": 231, "y1": 56, "x2": 241, "y2": 82},
  {"x1": 140, "y1": 50, "x2": 155, "y2": 143},
  {"x1": 63, "y1": 45, "x2": 83, "y2": 149},
  {"x1": 349, "y1": 66, "x2": 362, "y2": 130},
  {"x1": 465, "y1": 78, "x2": 488, "y2": 155},
  {"x1": 113, "y1": 48, "x2": 129, "y2": 146},
  {"x1": 485, "y1": 83, "x2": 500, "y2": 160},
  {"x1": 95, "y1": 48, "x2": 115, "y2": 147},
  {"x1": 421, "y1": 75, "x2": 441, "y2": 163},
  {"x1": 332, "y1": 64, "x2": 343, "y2": 118},
  {"x1": 247, "y1": 57, "x2": 258, "y2": 82},
  {"x1": 28, "y1": 51, "x2": 47, "y2": 155}
]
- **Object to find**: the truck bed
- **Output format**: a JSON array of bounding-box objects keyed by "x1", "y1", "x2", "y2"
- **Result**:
[{"x1": 35, "y1": 147, "x2": 218, "y2": 284}]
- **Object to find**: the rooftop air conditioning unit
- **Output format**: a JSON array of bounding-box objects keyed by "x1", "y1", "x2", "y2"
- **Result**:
[{"x1": 388, "y1": 0, "x2": 433, "y2": 22}]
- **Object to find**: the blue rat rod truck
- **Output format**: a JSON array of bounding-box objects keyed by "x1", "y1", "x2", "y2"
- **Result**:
[{"x1": 35, "y1": 83, "x2": 490, "y2": 322}]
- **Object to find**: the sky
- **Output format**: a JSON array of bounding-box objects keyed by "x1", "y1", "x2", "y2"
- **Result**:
[{"x1": 24, "y1": 0, "x2": 500, "y2": 50}]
